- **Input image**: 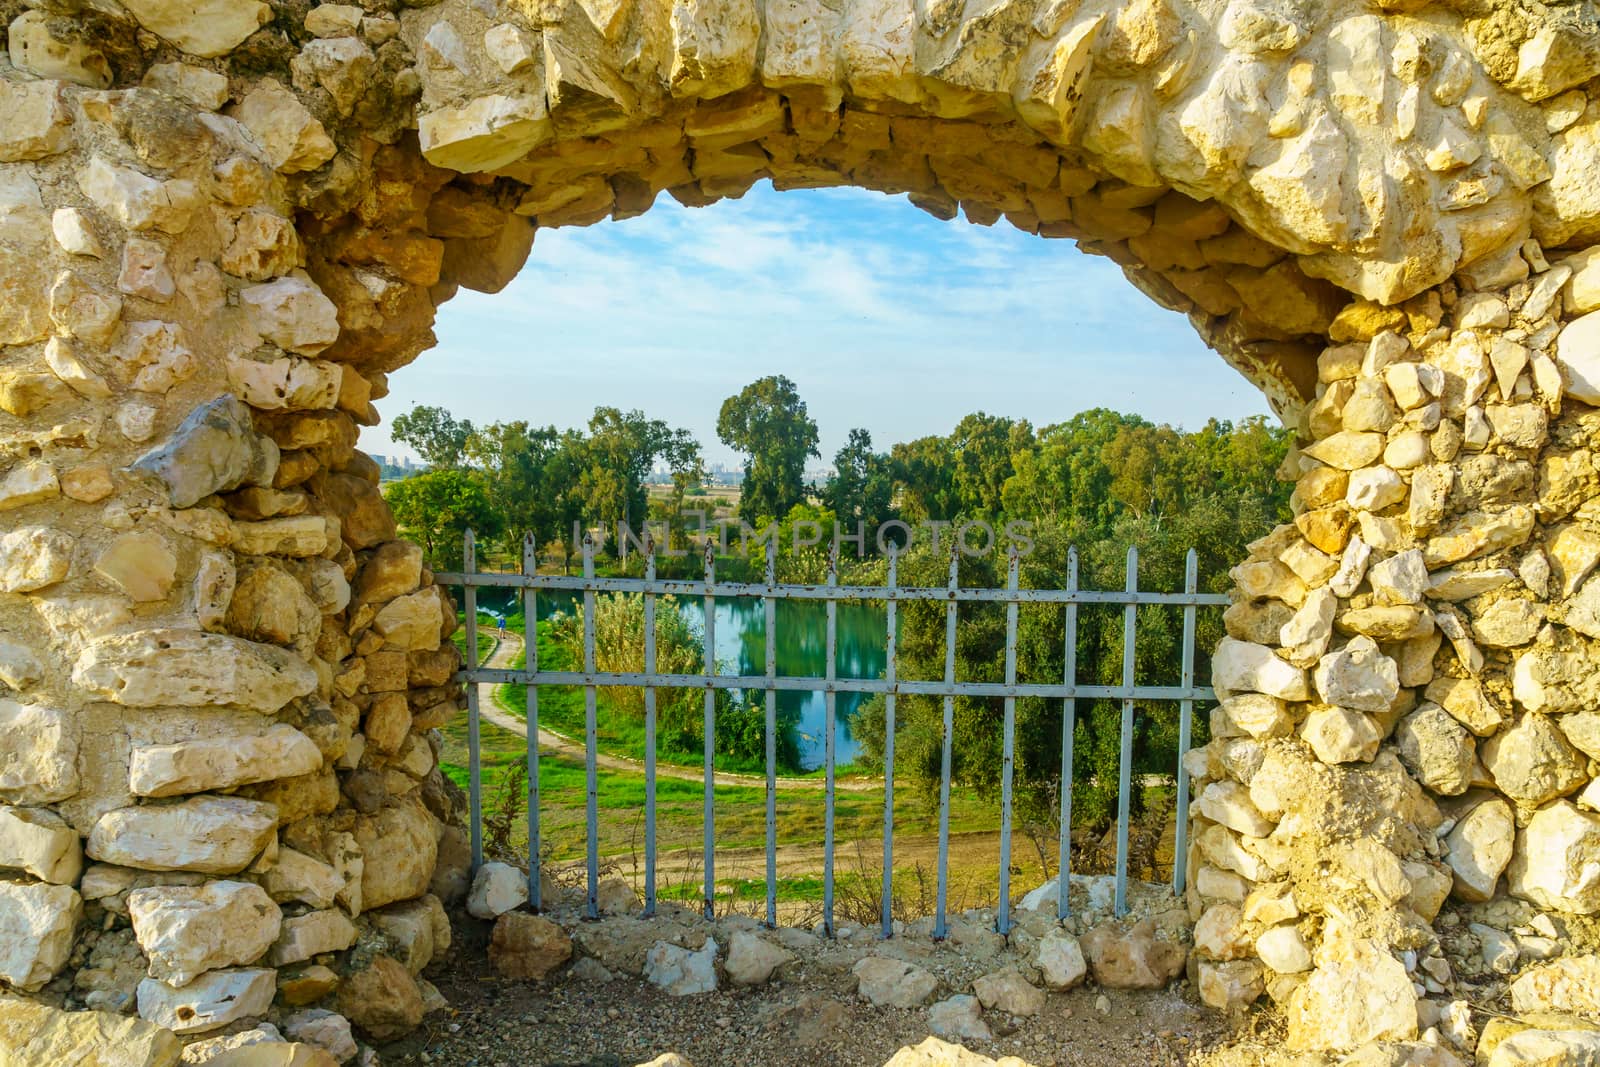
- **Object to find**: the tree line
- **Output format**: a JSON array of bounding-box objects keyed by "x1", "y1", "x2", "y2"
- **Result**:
[{"x1": 386, "y1": 376, "x2": 1293, "y2": 840}]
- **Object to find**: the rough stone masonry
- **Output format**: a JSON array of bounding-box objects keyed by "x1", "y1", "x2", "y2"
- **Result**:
[{"x1": 3, "y1": 0, "x2": 1600, "y2": 1061}]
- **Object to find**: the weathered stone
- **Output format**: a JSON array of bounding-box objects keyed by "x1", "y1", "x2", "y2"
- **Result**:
[
  {"x1": 1425, "y1": 676, "x2": 1504, "y2": 737},
  {"x1": 466, "y1": 861, "x2": 528, "y2": 919},
  {"x1": 1213, "y1": 638, "x2": 1310, "y2": 701},
  {"x1": 226, "y1": 563, "x2": 321, "y2": 647},
  {"x1": 269, "y1": 909, "x2": 358, "y2": 966},
  {"x1": 724, "y1": 930, "x2": 793, "y2": 987},
  {"x1": 374, "y1": 591, "x2": 445, "y2": 652},
  {"x1": 972, "y1": 967, "x2": 1043, "y2": 1017},
  {"x1": 420, "y1": 95, "x2": 553, "y2": 173},
  {"x1": 88, "y1": 796, "x2": 278, "y2": 874},
  {"x1": 1080, "y1": 920, "x2": 1186, "y2": 990},
  {"x1": 1488, "y1": 1030, "x2": 1600, "y2": 1067},
  {"x1": 1395, "y1": 705, "x2": 1475, "y2": 796},
  {"x1": 1313, "y1": 636, "x2": 1399, "y2": 712},
  {"x1": 261, "y1": 847, "x2": 343, "y2": 910},
  {"x1": 1280, "y1": 586, "x2": 1336, "y2": 667},
  {"x1": 1195, "y1": 781, "x2": 1276, "y2": 837},
  {"x1": 137, "y1": 967, "x2": 274, "y2": 1034},
  {"x1": 1255, "y1": 925, "x2": 1312, "y2": 973},
  {"x1": 73, "y1": 630, "x2": 315, "y2": 713},
  {"x1": 0, "y1": 806, "x2": 81, "y2": 884},
  {"x1": 1285, "y1": 938, "x2": 1417, "y2": 1051},
  {"x1": 1369, "y1": 550, "x2": 1428, "y2": 606},
  {"x1": 242, "y1": 277, "x2": 341, "y2": 356},
  {"x1": 1034, "y1": 931, "x2": 1087, "y2": 990},
  {"x1": 0, "y1": 699, "x2": 78, "y2": 804},
  {"x1": 1481, "y1": 715, "x2": 1588, "y2": 806},
  {"x1": 1508, "y1": 801, "x2": 1600, "y2": 914},
  {"x1": 1218, "y1": 693, "x2": 1294, "y2": 740},
  {"x1": 0, "y1": 526, "x2": 72, "y2": 594},
  {"x1": 339, "y1": 955, "x2": 422, "y2": 1040},
  {"x1": 854, "y1": 956, "x2": 937, "y2": 1008},
  {"x1": 645, "y1": 938, "x2": 718, "y2": 996},
  {"x1": 128, "y1": 880, "x2": 280, "y2": 986},
  {"x1": 132, "y1": 396, "x2": 277, "y2": 509},
  {"x1": 234, "y1": 82, "x2": 336, "y2": 173},
  {"x1": 1511, "y1": 956, "x2": 1600, "y2": 1017},
  {"x1": 1302, "y1": 706, "x2": 1383, "y2": 764},
  {"x1": 0, "y1": 996, "x2": 179, "y2": 1066},
  {"x1": 0, "y1": 881, "x2": 80, "y2": 991},
  {"x1": 925, "y1": 993, "x2": 991, "y2": 1042},
  {"x1": 1198, "y1": 959, "x2": 1265, "y2": 1012},
  {"x1": 352, "y1": 795, "x2": 436, "y2": 910},
  {"x1": 92, "y1": 531, "x2": 176, "y2": 603}
]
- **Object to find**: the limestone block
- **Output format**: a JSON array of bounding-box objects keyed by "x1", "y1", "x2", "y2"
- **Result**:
[
  {"x1": 128, "y1": 880, "x2": 281, "y2": 986},
  {"x1": 1472, "y1": 598, "x2": 1543, "y2": 648},
  {"x1": 1080, "y1": 919, "x2": 1187, "y2": 989},
  {"x1": 226, "y1": 563, "x2": 321, "y2": 646},
  {"x1": 261, "y1": 847, "x2": 343, "y2": 910},
  {"x1": 228, "y1": 355, "x2": 341, "y2": 412},
  {"x1": 1301, "y1": 706, "x2": 1382, "y2": 764},
  {"x1": 1369, "y1": 549, "x2": 1427, "y2": 605},
  {"x1": 51, "y1": 209, "x2": 101, "y2": 259},
  {"x1": 488, "y1": 912, "x2": 572, "y2": 980},
  {"x1": 338, "y1": 956, "x2": 421, "y2": 1040},
  {"x1": 0, "y1": 699, "x2": 79, "y2": 804},
  {"x1": 353, "y1": 795, "x2": 435, "y2": 910},
  {"x1": 925, "y1": 994, "x2": 991, "y2": 1042},
  {"x1": 1194, "y1": 781, "x2": 1276, "y2": 837},
  {"x1": 137, "y1": 967, "x2": 274, "y2": 1034},
  {"x1": 1508, "y1": 801, "x2": 1600, "y2": 914},
  {"x1": 0, "y1": 806, "x2": 81, "y2": 885},
  {"x1": 419, "y1": 95, "x2": 553, "y2": 173},
  {"x1": 374, "y1": 591, "x2": 445, "y2": 652},
  {"x1": 283, "y1": 1010, "x2": 357, "y2": 1063},
  {"x1": 972, "y1": 967, "x2": 1044, "y2": 1017},
  {"x1": 1489, "y1": 1030, "x2": 1600, "y2": 1067},
  {"x1": 1279, "y1": 586, "x2": 1336, "y2": 666},
  {"x1": 1285, "y1": 938, "x2": 1417, "y2": 1051},
  {"x1": 368, "y1": 894, "x2": 449, "y2": 974},
  {"x1": 0, "y1": 460, "x2": 60, "y2": 512},
  {"x1": 292, "y1": 37, "x2": 374, "y2": 116},
  {"x1": 1213, "y1": 637, "x2": 1310, "y2": 701},
  {"x1": 78, "y1": 158, "x2": 196, "y2": 234},
  {"x1": 853, "y1": 956, "x2": 936, "y2": 1007},
  {"x1": 0, "y1": 80, "x2": 72, "y2": 162},
  {"x1": 242, "y1": 276, "x2": 341, "y2": 356},
  {"x1": 1481, "y1": 715, "x2": 1587, "y2": 806},
  {"x1": 0, "y1": 526, "x2": 73, "y2": 594},
  {"x1": 1199, "y1": 959, "x2": 1265, "y2": 1012},
  {"x1": 1424, "y1": 676, "x2": 1503, "y2": 736},
  {"x1": 44, "y1": 339, "x2": 110, "y2": 400},
  {"x1": 466, "y1": 860, "x2": 527, "y2": 919},
  {"x1": 1511, "y1": 956, "x2": 1600, "y2": 1017},
  {"x1": 87, "y1": 796, "x2": 278, "y2": 874},
  {"x1": 92, "y1": 531, "x2": 176, "y2": 603},
  {"x1": 142, "y1": 62, "x2": 231, "y2": 109},
  {"x1": 234, "y1": 82, "x2": 336, "y2": 173},
  {"x1": 1302, "y1": 431, "x2": 1383, "y2": 470},
  {"x1": 7, "y1": 11, "x2": 110, "y2": 87},
  {"x1": 1218, "y1": 693, "x2": 1293, "y2": 739},
  {"x1": 0, "y1": 881, "x2": 82, "y2": 991},
  {"x1": 73, "y1": 630, "x2": 317, "y2": 712},
  {"x1": 1256, "y1": 925, "x2": 1312, "y2": 973},
  {"x1": 130, "y1": 724, "x2": 323, "y2": 798},
  {"x1": 1394, "y1": 705, "x2": 1475, "y2": 796},
  {"x1": 1313, "y1": 636, "x2": 1398, "y2": 712},
  {"x1": 270, "y1": 909, "x2": 358, "y2": 966},
  {"x1": 0, "y1": 642, "x2": 43, "y2": 690},
  {"x1": 232, "y1": 517, "x2": 331, "y2": 557},
  {"x1": 0, "y1": 996, "x2": 179, "y2": 1066},
  {"x1": 1034, "y1": 931, "x2": 1087, "y2": 990},
  {"x1": 132, "y1": 395, "x2": 278, "y2": 509}
]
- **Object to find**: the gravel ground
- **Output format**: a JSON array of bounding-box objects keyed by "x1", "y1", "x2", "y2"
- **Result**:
[{"x1": 380, "y1": 917, "x2": 1238, "y2": 1067}]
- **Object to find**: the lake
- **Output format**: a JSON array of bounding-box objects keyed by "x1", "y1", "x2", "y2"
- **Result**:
[{"x1": 471, "y1": 587, "x2": 887, "y2": 770}]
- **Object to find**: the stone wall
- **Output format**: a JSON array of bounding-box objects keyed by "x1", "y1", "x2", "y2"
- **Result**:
[{"x1": 3, "y1": 0, "x2": 1600, "y2": 1059}]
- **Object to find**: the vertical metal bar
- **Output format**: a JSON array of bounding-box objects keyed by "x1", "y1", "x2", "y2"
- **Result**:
[
  {"x1": 464, "y1": 529, "x2": 482, "y2": 873},
  {"x1": 881, "y1": 546, "x2": 897, "y2": 940},
  {"x1": 764, "y1": 539, "x2": 777, "y2": 929},
  {"x1": 703, "y1": 543, "x2": 716, "y2": 920},
  {"x1": 823, "y1": 543, "x2": 838, "y2": 937},
  {"x1": 582, "y1": 535, "x2": 599, "y2": 920},
  {"x1": 1173, "y1": 548, "x2": 1198, "y2": 898},
  {"x1": 935, "y1": 542, "x2": 958, "y2": 941},
  {"x1": 1058, "y1": 547, "x2": 1078, "y2": 923},
  {"x1": 522, "y1": 533, "x2": 540, "y2": 910},
  {"x1": 643, "y1": 538, "x2": 658, "y2": 917},
  {"x1": 997, "y1": 544, "x2": 1019, "y2": 936},
  {"x1": 1115, "y1": 545, "x2": 1137, "y2": 917}
]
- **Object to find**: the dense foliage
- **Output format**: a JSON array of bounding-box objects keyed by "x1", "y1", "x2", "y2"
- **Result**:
[{"x1": 385, "y1": 384, "x2": 1292, "y2": 828}]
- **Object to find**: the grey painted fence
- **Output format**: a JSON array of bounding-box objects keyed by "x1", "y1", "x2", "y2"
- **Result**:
[{"x1": 440, "y1": 532, "x2": 1227, "y2": 939}]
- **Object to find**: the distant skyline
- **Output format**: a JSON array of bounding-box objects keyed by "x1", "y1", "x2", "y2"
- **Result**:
[{"x1": 362, "y1": 182, "x2": 1274, "y2": 468}]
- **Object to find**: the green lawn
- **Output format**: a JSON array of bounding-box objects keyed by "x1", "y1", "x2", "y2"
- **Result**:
[{"x1": 437, "y1": 716, "x2": 996, "y2": 864}]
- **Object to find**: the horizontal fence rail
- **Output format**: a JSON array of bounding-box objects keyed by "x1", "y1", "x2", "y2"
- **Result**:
[{"x1": 443, "y1": 531, "x2": 1228, "y2": 937}]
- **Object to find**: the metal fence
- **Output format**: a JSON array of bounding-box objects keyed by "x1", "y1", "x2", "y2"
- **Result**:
[{"x1": 439, "y1": 531, "x2": 1228, "y2": 939}]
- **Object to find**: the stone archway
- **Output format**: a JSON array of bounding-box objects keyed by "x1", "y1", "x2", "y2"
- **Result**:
[{"x1": 1, "y1": 0, "x2": 1599, "y2": 1057}]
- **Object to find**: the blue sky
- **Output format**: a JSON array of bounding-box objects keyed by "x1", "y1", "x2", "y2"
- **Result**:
[{"x1": 363, "y1": 182, "x2": 1274, "y2": 468}]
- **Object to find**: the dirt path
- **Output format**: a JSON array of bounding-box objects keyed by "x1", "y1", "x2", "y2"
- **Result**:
[{"x1": 473, "y1": 630, "x2": 880, "y2": 793}]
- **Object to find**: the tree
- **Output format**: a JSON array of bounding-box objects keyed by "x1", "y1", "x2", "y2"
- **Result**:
[
  {"x1": 824, "y1": 429, "x2": 894, "y2": 538},
  {"x1": 391, "y1": 405, "x2": 475, "y2": 469},
  {"x1": 384, "y1": 468, "x2": 501, "y2": 570},
  {"x1": 717, "y1": 375, "x2": 819, "y2": 522}
]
